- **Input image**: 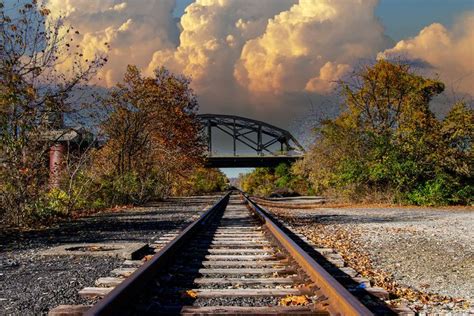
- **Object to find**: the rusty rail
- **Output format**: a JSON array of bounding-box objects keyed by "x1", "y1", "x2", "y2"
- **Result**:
[
  {"x1": 250, "y1": 196, "x2": 327, "y2": 209},
  {"x1": 84, "y1": 192, "x2": 231, "y2": 316},
  {"x1": 84, "y1": 190, "x2": 372, "y2": 315},
  {"x1": 242, "y1": 192, "x2": 373, "y2": 316}
]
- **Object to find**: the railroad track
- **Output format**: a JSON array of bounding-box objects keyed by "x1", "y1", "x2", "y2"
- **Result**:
[{"x1": 50, "y1": 192, "x2": 376, "y2": 315}]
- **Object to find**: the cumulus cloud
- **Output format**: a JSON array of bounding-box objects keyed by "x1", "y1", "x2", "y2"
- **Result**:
[
  {"x1": 234, "y1": 0, "x2": 391, "y2": 94},
  {"x1": 40, "y1": 0, "x2": 474, "y2": 136},
  {"x1": 147, "y1": 0, "x2": 296, "y2": 93},
  {"x1": 47, "y1": 0, "x2": 179, "y2": 86},
  {"x1": 142, "y1": 0, "x2": 396, "y2": 126},
  {"x1": 305, "y1": 62, "x2": 351, "y2": 93},
  {"x1": 378, "y1": 13, "x2": 474, "y2": 96}
]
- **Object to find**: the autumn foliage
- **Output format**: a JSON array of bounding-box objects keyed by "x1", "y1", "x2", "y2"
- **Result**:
[
  {"x1": 0, "y1": 2, "x2": 225, "y2": 227},
  {"x1": 0, "y1": 1, "x2": 106, "y2": 225},
  {"x1": 296, "y1": 60, "x2": 473, "y2": 205},
  {"x1": 239, "y1": 163, "x2": 312, "y2": 197},
  {"x1": 92, "y1": 65, "x2": 205, "y2": 204}
]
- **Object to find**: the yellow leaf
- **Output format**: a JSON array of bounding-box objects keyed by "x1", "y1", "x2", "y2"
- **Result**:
[
  {"x1": 279, "y1": 295, "x2": 309, "y2": 306},
  {"x1": 182, "y1": 290, "x2": 198, "y2": 299},
  {"x1": 142, "y1": 255, "x2": 154, "y2": 262}
]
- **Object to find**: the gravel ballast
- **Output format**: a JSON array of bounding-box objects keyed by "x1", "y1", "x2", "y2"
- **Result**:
[
  {"x1": 0, "y1": 195, "x2": 221, "y2": 315},
  {"x1": 266, "y1": 202, "x2": 474, "y2": 314}
]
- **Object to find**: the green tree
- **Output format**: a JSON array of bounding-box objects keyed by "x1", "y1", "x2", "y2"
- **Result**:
[
  {"x1": 239, "y1": 163, "x2": 312, "y2": 197},
  {"x1": 297, "y1": 60, "x2": 472, "y2": 205}
]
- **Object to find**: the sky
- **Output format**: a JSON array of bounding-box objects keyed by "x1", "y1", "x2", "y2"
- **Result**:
[
  {"x1": 174, "y1": 0, "x2": 473, "y2": 42},
  {"x1": 9, "y1": 0, "x2": 473, "y2": 178}
]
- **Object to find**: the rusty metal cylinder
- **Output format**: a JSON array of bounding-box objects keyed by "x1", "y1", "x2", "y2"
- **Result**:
[{"x1": 49, "y1": 143, "x2": 65, "y2": 189}]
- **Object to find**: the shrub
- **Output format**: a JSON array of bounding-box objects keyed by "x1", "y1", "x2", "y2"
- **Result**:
[{"x1": 405, "y1": 177, "x2": 451, "y2": 206}]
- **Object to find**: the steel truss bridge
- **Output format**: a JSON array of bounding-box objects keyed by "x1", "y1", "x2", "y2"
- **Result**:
[{"x1": 197, "y1": 114, "x2": 304, "y2": 168}]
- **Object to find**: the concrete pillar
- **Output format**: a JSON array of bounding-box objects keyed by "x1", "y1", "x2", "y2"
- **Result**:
[{"x1": 49, "y1": 143, "x2": 65, "y2": 189}]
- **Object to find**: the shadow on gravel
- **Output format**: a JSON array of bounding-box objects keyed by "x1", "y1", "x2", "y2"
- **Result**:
[
  {"x1": 0, "y1": 219, "x2": 186, "y2": 252},
  {"x1": 257, "y1": 210, "x2": 397, "y2": 316},
  {"x1": 0, "y1": 197, "x2": 220, "y2": 253}
]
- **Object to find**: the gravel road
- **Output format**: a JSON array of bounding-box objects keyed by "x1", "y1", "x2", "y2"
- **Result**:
[
  {"x1": 266, "y1": 203, "x2": 474, "y2": 314},
  {"x1": 0, "y1": 195, "x2": 221, "y2": 315}
]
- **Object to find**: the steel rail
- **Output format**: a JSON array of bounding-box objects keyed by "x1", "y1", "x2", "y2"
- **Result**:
[
  {"x1": 84, "y1": 192, "x2": 231, "y2": 316},
  {"x1": 242, "y1": 193, "x2": 373, "y2": 316},
  {"x1": 250, "y1": 196, "x2": 327, "y2": 209}
]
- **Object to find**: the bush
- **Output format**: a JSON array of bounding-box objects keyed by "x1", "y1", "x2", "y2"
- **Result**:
[
  {"x1": 32, "y1": 189, "x2": 71, "y2": 221},
  {"x1": 185, "y1": 168, "x2": 228, "y2": 195},
  {"x1": 98, "y1": 171, "x2": 164, "y2": 205},
  {"x1": 405, "y1": 177, "x2": 451, "y2": 206},
  {"x1": 405, "y1": 175, "x2": 473, "y2": 206}
]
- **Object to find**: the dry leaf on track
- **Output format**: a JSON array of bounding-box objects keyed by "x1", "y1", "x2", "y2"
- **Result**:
[
  {"x1": 182, "y1": 289, "x2": 198, "y2": 299},
  {"x1": 142, "y1": 255, "x2": 154, "y2": 262},
  {"x1": 279, "y1": 295, "x2": 310, "y2": 306}
]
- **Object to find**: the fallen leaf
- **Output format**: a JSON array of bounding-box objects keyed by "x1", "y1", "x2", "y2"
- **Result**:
[
  {"x1": 142, "y1": 255, "x2": 154, "y2": 262},
  {"x1": 279, "y1": 295, "x2": 310, "y2": 306},
  {"x1": 182, "y1": 289, "x2": 198, "y2": 299}
]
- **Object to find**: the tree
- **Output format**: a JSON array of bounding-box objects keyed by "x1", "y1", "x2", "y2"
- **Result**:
[
  {"x1": 439, "y1": 102, "x2": 473, "y2": 178},
  {"x1": 239, "y1": 168, "x2": 276, "y2": 196},
  {"x1": 182, "y1": 168, "x2": 228, "y2": 195},
  {"x1": 0, "y1": 1, "x2": 106, "y2": 224},
  {"x1": 297, "y1": 60, "x2": 472, "y2": 205},
  {"x1": 94, "y1": 65, "x2": 205, "y2": 204},
  {"x1": 238, "y1": 163, "x2": 311, "y2": 197}
]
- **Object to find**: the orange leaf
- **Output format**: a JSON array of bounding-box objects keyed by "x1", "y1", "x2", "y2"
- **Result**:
[
  {"x1": 142, "y1": 255, "x2": 154, "y2": 262},
  {"x1": 182, "y1": 290, "x2": 198, "y2": 299},
  {"x1": 279, "y1": 295, "x2": 309, "y2": 306}
]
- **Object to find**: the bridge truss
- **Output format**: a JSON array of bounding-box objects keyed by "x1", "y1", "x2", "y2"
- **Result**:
[{"x1": 197, "y1": 114, "x2": 305, "y2": 157}]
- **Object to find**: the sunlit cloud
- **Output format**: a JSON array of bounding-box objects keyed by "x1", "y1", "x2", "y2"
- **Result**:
[
  {"x1": 378, "y1": 12, "x2": 474, "y2": 96},
  {"x1": 45, "y1": 0, "x2": 472, "y2": 128},
  {"x1": 234, "y1": 0, "x2": 392, "y2": 95},
  {"x1": 146, "y1": 0, "x2": 296, "y2": 93},
  {"x1": 47, "y1": 0, "x2": 179, "y2": 87}
]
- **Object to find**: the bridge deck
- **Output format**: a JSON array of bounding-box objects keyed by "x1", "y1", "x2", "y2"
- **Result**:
[{"x1": 204, "y1": 156, "x2": 302, "y2": 168}]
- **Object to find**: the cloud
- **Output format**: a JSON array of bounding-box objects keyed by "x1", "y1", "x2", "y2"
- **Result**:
[
  {"x1": 305, "y1": 62, "x2": 351, "y2": 94},
  {"x1": 234, "y1": 0, "x2": 391, "y2": 95},
  {"x1": 47, "y1": 0, "x2": 179, "y2": 86},
  {"x1": 42, "y1": 0, "x2": 401, "y2": 130},
  {"x1": 146, "y1": 0, "x2": 296, "y2": 93},
  {"x1": 378, "y1": 13, "x2": 474, "y2": 96},
  {"x1": 39, "y1": 0, "x2": 473, "y2": 143},
  {"x1": 142, "y1": 0, "x2": 396, "y2": 128},
  {"x1": 111, "y1": 2, "x2": 127, "y2": 11}
]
